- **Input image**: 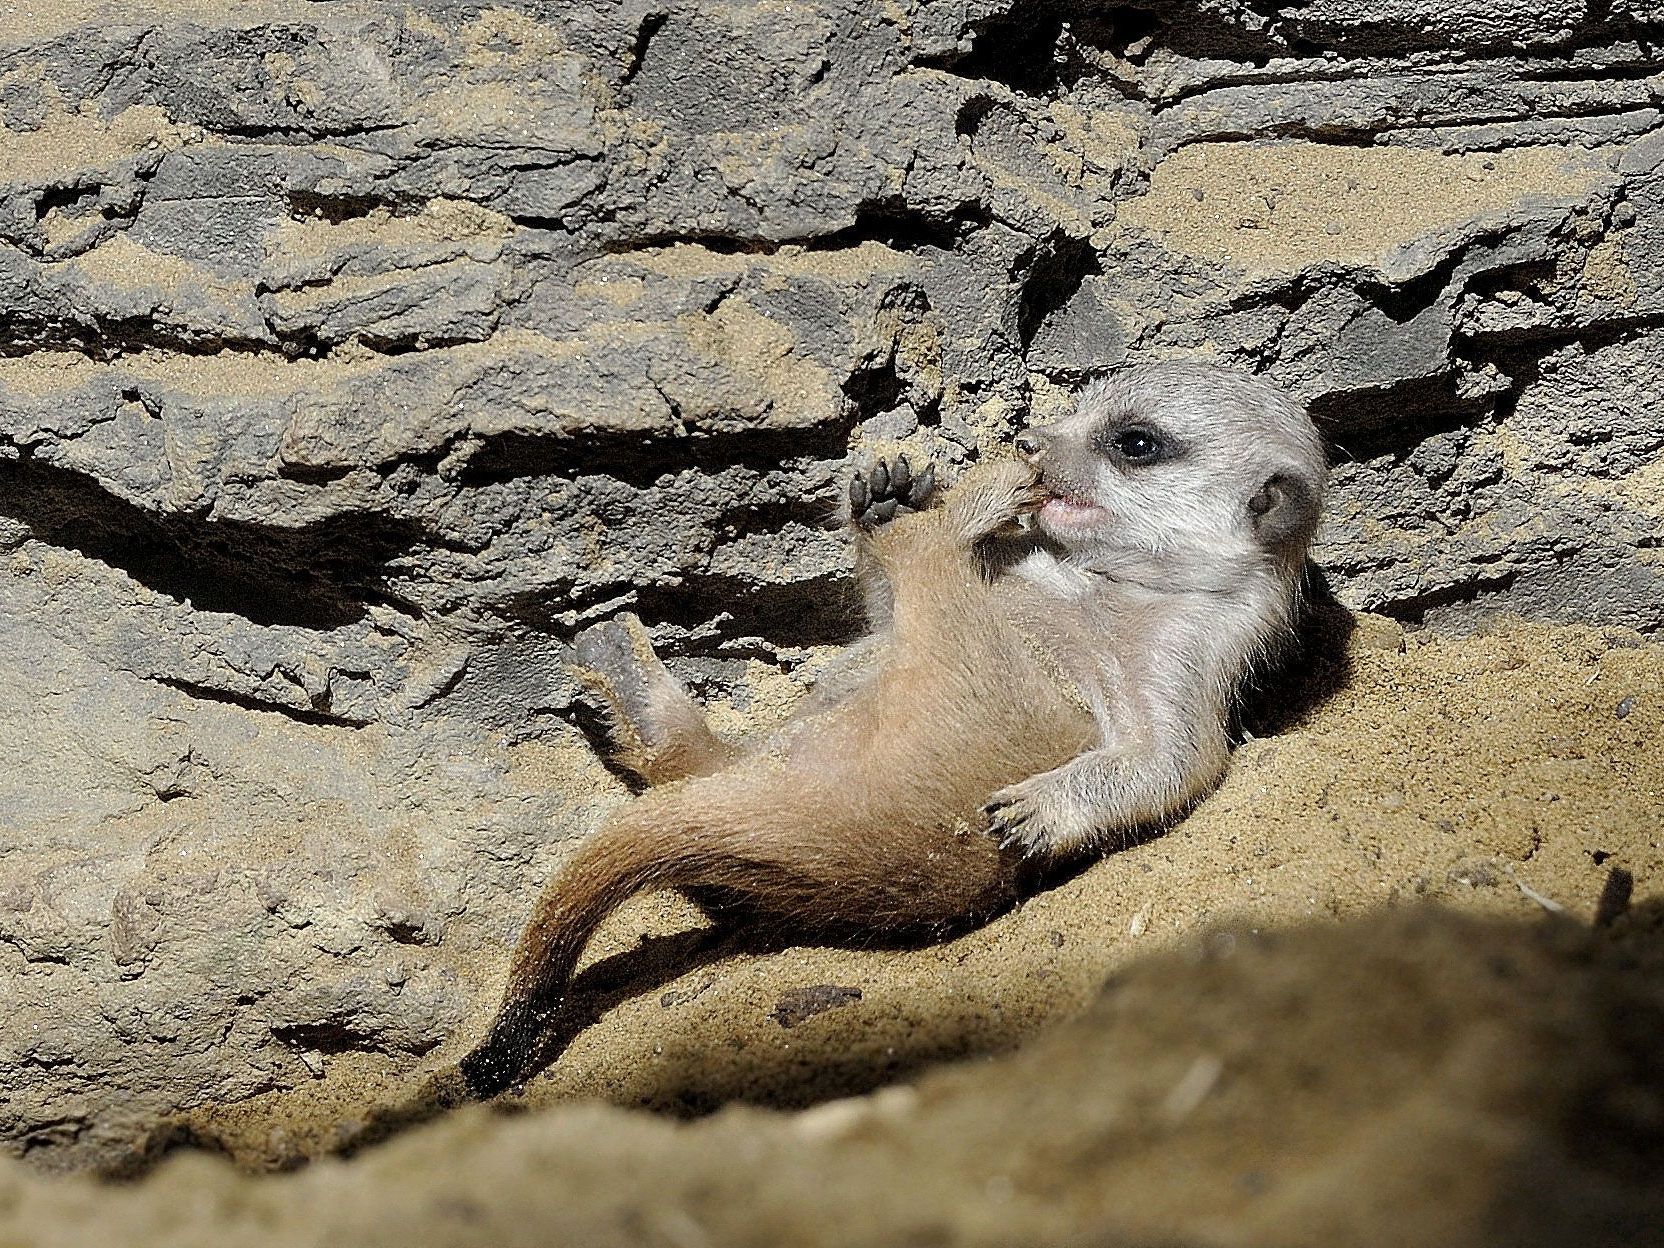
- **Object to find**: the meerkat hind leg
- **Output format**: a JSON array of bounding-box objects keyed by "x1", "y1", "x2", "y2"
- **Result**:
[{"x1": 571, "y1": 614, "x2": 737, "y2": 787}]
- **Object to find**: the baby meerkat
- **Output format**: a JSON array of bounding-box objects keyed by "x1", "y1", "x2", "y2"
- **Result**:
[{"x1": 458, "y1": 361, "x2": 1327, "y2": 1096}]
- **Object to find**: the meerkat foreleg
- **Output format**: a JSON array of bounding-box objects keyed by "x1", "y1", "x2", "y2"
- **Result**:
[
  {"x1": 983, "y1": 729, "x2": 1230, "y2": 858},
  {"x1": 571, "y1": 613, "x2": 738, "y2": 787}
]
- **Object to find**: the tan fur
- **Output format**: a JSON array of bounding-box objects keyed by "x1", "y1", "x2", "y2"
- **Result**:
[
  {"x1": 506, "y1": 462, "x2": 1093, "y2": 1008},
  {"x1": 459, "y1": 363, "x2": 1327, "y2": 1096}
]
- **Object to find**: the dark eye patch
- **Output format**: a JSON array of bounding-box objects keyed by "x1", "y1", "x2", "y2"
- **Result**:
[
  {"x1": 1093, "y1": 421, "x2": 1177, "y2": 467},
  {"x1": 1114, "y1": 428, "x2": 1163, "y2": 462}
]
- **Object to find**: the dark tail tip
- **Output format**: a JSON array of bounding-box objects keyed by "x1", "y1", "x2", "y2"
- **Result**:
[{"x1": 456, "y1": 998, "x2": 548, "y2": 1100}]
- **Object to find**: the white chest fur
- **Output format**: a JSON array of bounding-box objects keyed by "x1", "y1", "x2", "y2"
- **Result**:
[{"x1": 1011, "y1": 548, "x2": 1098, "y2": 600}]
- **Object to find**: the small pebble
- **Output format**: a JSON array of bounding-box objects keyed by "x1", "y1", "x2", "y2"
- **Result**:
[
  {"x1": 1616, "y1": 696, "x2": 1636, "y2": 719},
  {"x1": 772, "y1": 984, "x2": 861, "y2": 1029}
]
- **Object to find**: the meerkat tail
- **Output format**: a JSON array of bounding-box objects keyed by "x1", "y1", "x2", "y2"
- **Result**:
[
  {"x1": 457, "y1": 769, "x2": 1017, "y2": 1097},
  {"x1": 457, "y1": 810, "x2": 671, "y2": 1097}
]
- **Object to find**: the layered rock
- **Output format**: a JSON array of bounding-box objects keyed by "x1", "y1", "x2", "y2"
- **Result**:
[{"x1": 2, "y1": 0, "x2": 1662, "y2": 1170}]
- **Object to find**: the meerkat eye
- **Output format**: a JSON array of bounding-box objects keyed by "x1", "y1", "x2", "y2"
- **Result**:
[{"x1": 1113, "y1": 428, "x2": 1164, "y2": 464}]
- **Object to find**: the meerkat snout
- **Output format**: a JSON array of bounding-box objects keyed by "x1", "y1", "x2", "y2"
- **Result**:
[{"x1": 1014, "y1": 430, "x2": 1045, "y2": 458}]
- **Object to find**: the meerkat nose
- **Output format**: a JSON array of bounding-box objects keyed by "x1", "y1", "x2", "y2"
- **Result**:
[{"x1": 1015, "y1": 431, "x2": 1043, "y2": 458}]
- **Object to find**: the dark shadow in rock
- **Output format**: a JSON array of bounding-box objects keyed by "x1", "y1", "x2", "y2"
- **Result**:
[
  {"x1": 1383, "y1": 570, "x2": 1522, "y2": 630},
  {"x1": 1016, "y1": 232, "x2": 1102, "y2": 354},
  {"x1": 1312, "y1": 369, "x2": 1499, "y2": 463},
  {"x1": 456, "y1": 422, "x2": 853, "y2": 491},
  {"x1": 0, "y1": 454, "x2": 425, "y2": 629},
  {"x1": 916, "y1": 1, "x2": 1316, "y2": 88},
  {"x1": 633, "y1": 573, "x2": 865, "y2": 652},
  {"x1": 596, "y1": 200, "x2": 987, "y2": 258}
]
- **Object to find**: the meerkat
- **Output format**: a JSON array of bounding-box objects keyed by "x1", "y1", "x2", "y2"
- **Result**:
[{"x1": 457, "y1": 361, "x2": 1327, "y2": 1096}]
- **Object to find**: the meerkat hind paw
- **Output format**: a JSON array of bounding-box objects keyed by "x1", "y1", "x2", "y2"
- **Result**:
[
  {"x1": 849, "y1": 454, "x2": 935, "y2": 530},
  {"x1": 571, "y1": 616, "x2": 660, "y2": 723},
  {"x1": 572, "y1": 619, "x2": 648, "y2": 695},
  {"x1": 571, "y1": 613, "x2": 650, "y2": 673}
]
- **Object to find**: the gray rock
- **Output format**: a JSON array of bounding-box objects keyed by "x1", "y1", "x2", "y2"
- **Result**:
[{"x1": 3, "y1": 0, "x2": 1662, "y2": 1169}]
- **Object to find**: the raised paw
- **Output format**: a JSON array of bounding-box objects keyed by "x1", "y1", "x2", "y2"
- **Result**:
[
  {"x1": 571, "y1": 614, "x2": 662, "y2": 727},
  {"x1": 847, "y1": 453, "x2": 936, "y2": 531}
]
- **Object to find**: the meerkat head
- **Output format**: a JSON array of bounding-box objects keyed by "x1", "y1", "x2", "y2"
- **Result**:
[{"x1": 1015, "y1": 362, "x2": 1327, "y2": 589}]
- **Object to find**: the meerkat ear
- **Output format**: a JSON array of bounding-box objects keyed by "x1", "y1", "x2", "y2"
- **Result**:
[{"x1": 1248, "y1": 472, "x2": 1319, "y2": 553}]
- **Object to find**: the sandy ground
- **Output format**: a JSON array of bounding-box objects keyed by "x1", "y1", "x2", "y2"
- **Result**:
[{"x1": 0, "y1": 612, "x2": 1655, "y2": 1245}]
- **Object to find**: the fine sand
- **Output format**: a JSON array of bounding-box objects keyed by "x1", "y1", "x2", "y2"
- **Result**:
[{"x1": 4, "y1": 613, "x2": 1655, "y2": 1247}]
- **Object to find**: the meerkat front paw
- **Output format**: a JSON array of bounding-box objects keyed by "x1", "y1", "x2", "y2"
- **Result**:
[
  {"x1": 982, "y1": 775, "x2": 1101, "y2": 858},
  {"x1": 943, "y1": 458, "x2": 1046, "y2": 543},
  {"x1": 847, "y1": 454, "x2": 936, "y2": 530}
]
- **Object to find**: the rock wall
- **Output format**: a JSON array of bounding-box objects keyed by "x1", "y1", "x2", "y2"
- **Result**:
[{"x1": 2, "y1": 0, "x2": 1661, "y2": 1169}]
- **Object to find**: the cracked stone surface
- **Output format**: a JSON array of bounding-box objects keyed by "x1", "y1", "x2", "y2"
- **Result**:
[{"x1": 2, "y1": 0, "x2": 1662, "y2": 1173}]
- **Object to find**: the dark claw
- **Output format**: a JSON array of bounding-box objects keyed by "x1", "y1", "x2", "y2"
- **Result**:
[
  {"x1": 849, "y1": 474, "x2": 869, "y2": 516},
  {"x1": 891, "y1": 455, "x2": 911, "y2": 495},
  {"x1": 871, "y1": 459, "x2": 890, "y2": 499},
  {"x1": 983, "y1": 799, "x2": 1030, "y2": 834},
  {"x1": 909, "y1": 463, "x2": 935, "y2": 508}
]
